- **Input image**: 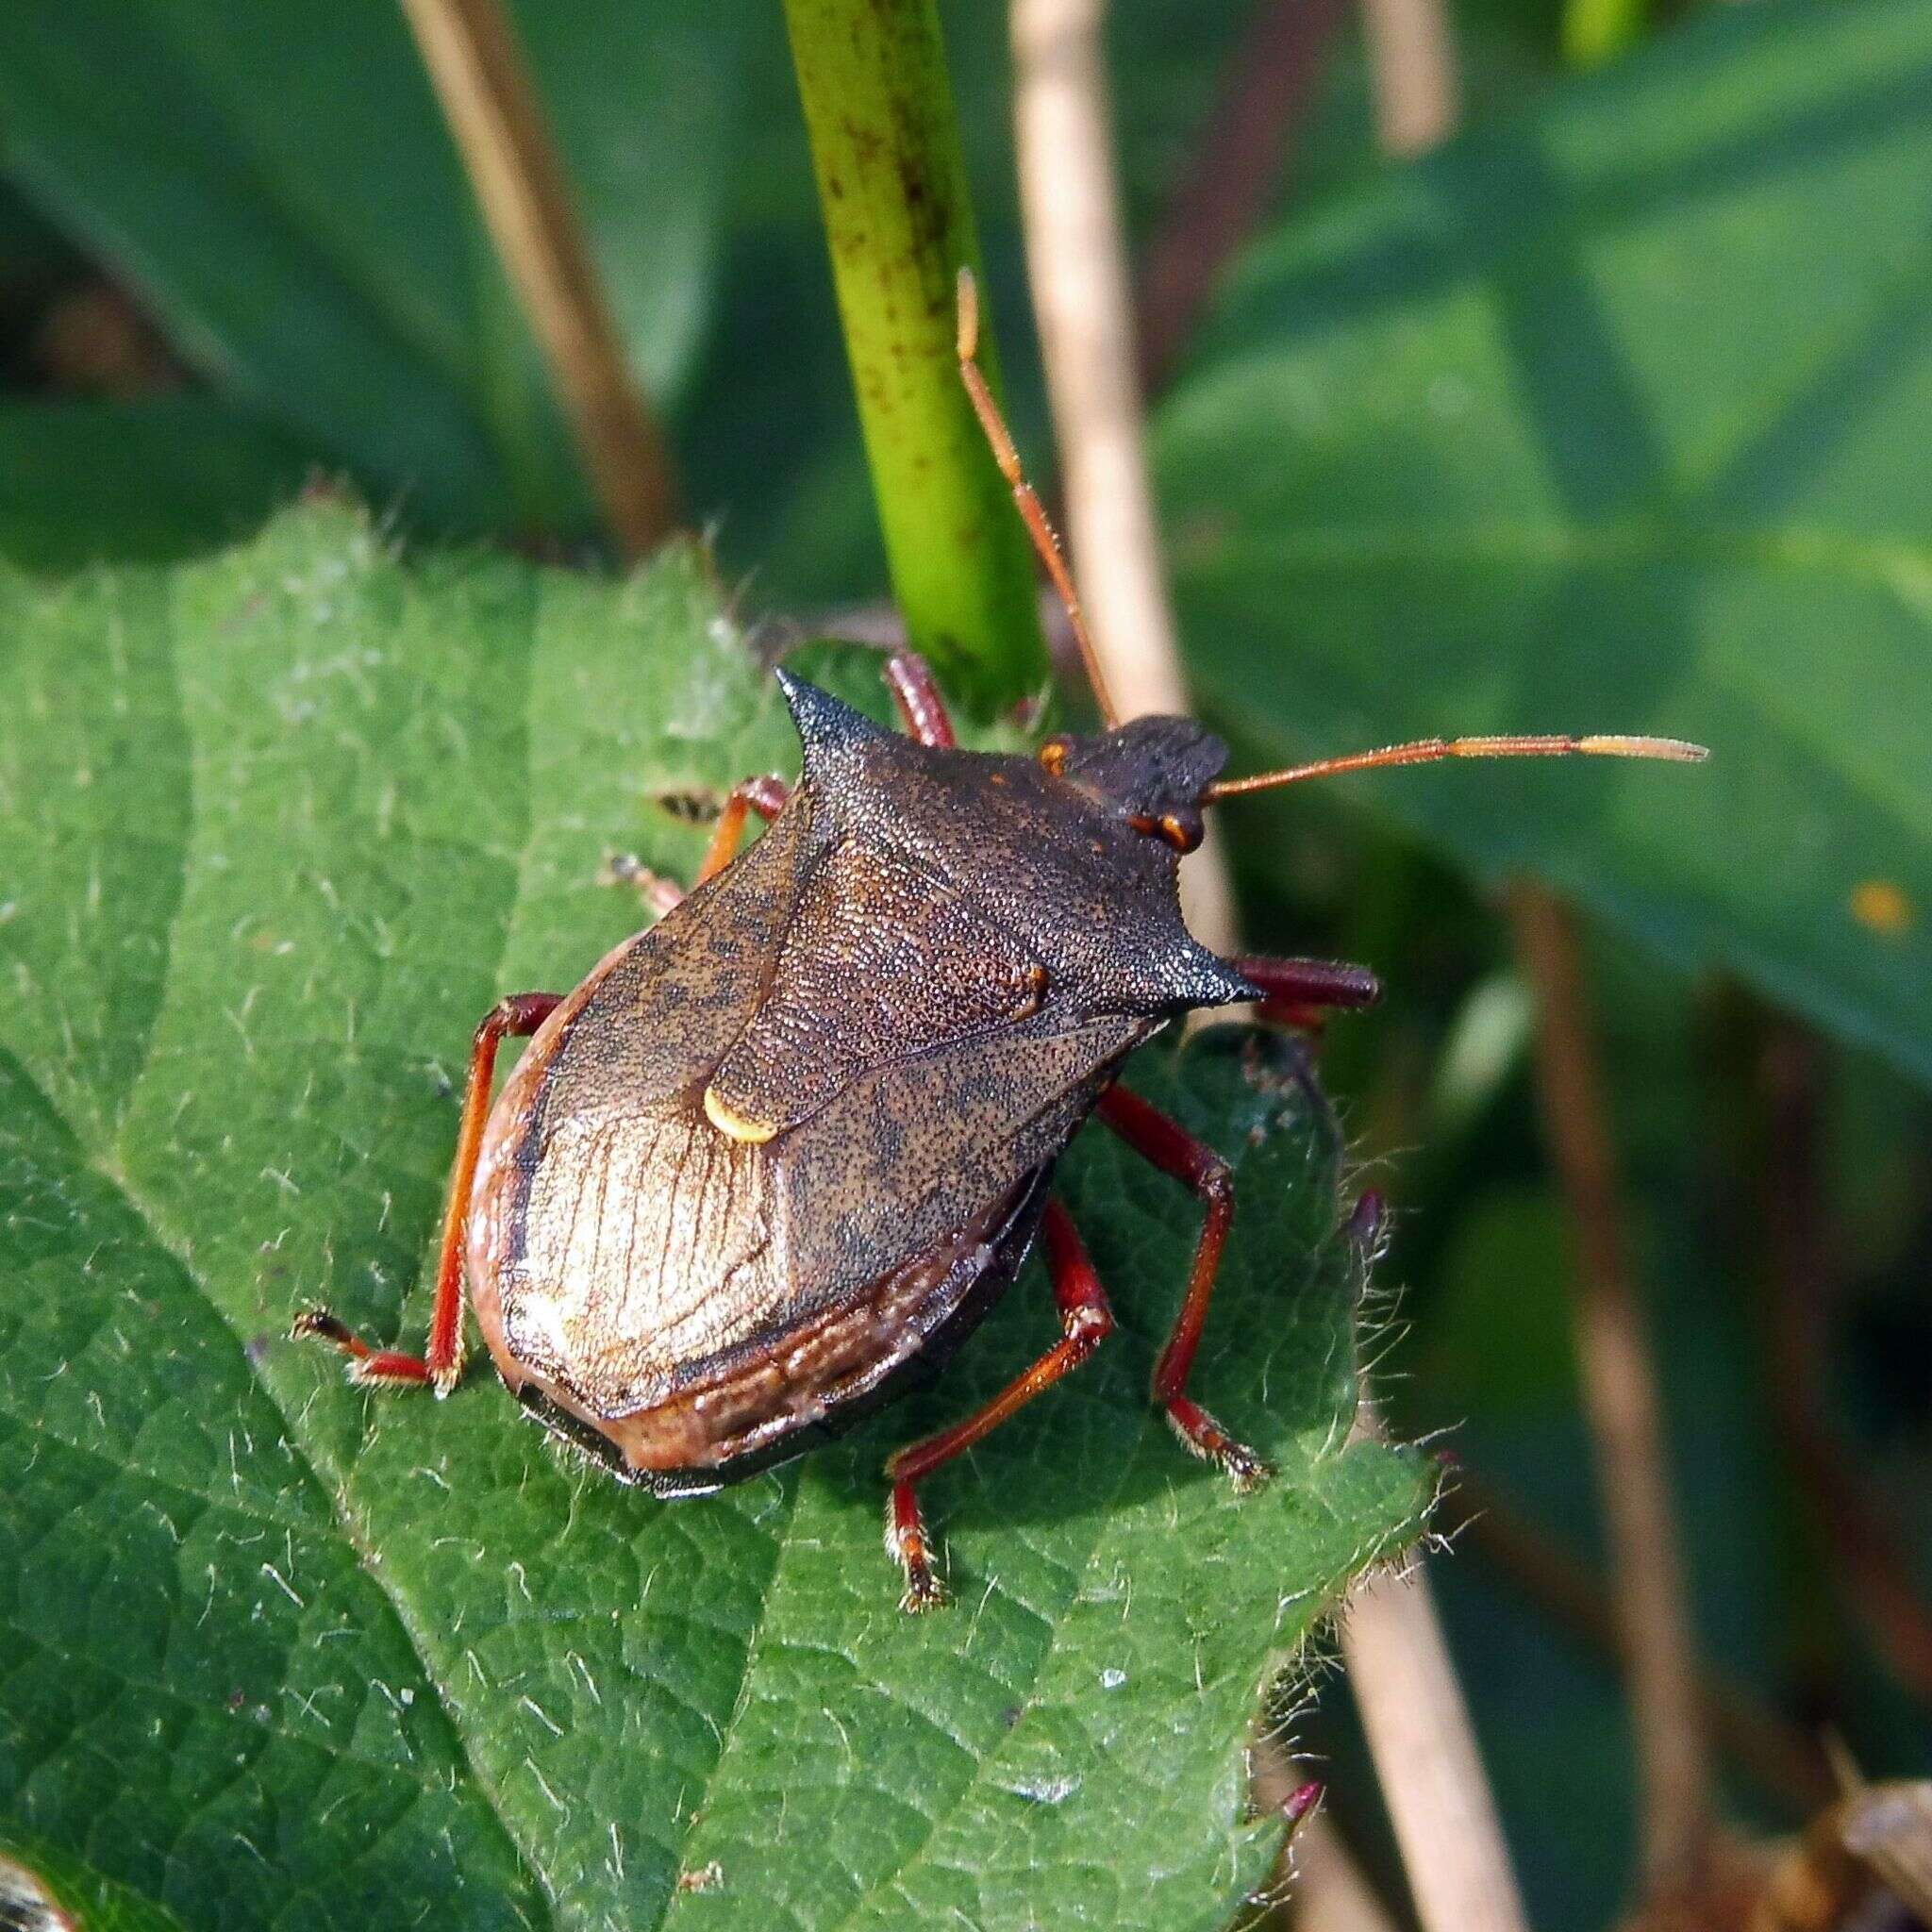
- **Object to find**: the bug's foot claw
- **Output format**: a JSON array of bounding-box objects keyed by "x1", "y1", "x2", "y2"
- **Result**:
[
  {"x1": 600, "y1": 852, "x2": 684, "y2": 916},
  {"x1": 885, "y1": 1487, "x2": 951, "y2": 1611},
  {"x1": 899, "y1": 1569, "x2": 953, "y2": 1615},
  {"x1": 1165, "y1": 1394, "x2": 1273, "y2": 1492},
  {"x1": 291, "y1": 1306, "x2": 352, "y2": 1347}
]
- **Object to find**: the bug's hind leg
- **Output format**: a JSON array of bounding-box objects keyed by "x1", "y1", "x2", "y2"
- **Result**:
[
  {"x1": 295, "y1": 991, "x2": 561, "y2": 1395},
  {"x1": 1094, "y1": 1084, "x2": 1272, "y2": 1491},
  {"x1": 885, "y1": 1200, "x2": 1114, "y2": 1612}
]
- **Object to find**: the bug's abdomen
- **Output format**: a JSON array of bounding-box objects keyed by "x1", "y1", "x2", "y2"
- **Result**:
[
  {"x1": 483, "y1": 1103, "x2": 784, "y2": 1415},
  {"x1": 466, "y1": 1058, "x2": 1046, "y2": 1483}
]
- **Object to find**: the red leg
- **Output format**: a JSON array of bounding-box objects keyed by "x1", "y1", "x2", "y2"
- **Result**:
[
  {"x1": 885, "y1": 1199, "x2": 1114, "y2": 1611},
  {"x1": 882, "y1": 651, "x2": 958, "y2": 749},
  {"x1": 1094, "y1": 1084, "x2": 1272, "y2": 1491},
  {"x1": 294, "y1": 991, "x2": 561, "y2": 1395},
  {"x1": 694, "y1": 774, "x2": 789, "y2": 885},
  {"x1": 1232, "y1": 954, "x2": 1379, "y2": 1032}
]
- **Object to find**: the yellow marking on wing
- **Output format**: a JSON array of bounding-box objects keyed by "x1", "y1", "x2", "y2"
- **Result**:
[{"x1": 705, "y1": 1086, "x2": 779, "y2": 1143}]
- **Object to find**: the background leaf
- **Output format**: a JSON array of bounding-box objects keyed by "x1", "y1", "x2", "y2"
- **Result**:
[
  {"x1": 1156, "y1": 0, "x2": 1932, "y2": 1085},
  {"x1": 0, "y1": 503, "x2": 1425, "y2": 1930},
  {"x1": 0, "y1": 397, "x2": 312, "y2": 571},
  {"x1": 0, "y1": 0, "x2": 743, "y2": 537}
]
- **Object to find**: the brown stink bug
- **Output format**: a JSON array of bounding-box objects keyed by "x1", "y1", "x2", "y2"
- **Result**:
[{"x1": 297, "y1": 272, "x2": 1704, "y2": 1610}]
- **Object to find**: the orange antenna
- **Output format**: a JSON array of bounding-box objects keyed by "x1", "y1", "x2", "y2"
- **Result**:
[
  {"x1": 1204, "y1": 732, "x2": 1707, "y2": 802},
  {"x1": 956, "y1": 267, "x2": 1119, "y2": 729}
]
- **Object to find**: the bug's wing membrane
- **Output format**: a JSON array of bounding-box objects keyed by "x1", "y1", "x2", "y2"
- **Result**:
[
  {"x1": 501, "y1": 1107, "x2": 782, "y2": 1418},
  {"x1": 540, "y1": 797, "x2": 814, "y2": 1124},
  {"x1": 480, "y1": 802, "x2": 815, "y2": 1419},
  {"x1": 780, "y1": 1009, "x2": 1150, "y2": 1304},
  {"x1": 706, "y1": 839, "x2": 1049, "y2": 1138}
]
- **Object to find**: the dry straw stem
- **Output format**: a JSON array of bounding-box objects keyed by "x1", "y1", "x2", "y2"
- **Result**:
[
  {"x1": 1439, "y1": 1474, "x2": 1835, "y2": 1815},
  {"x1": 1009, "y1": 0, "x2": 1237, "y2": 948},
  {"x1": 1010, "y1": 1, "x2": 1529, "y2": 1924},
  {"x1": 1292, "y1": 1815, "x2": 1407, "y2": 1932},
  {"x1": 397, "y1": 0, "x2": 676, "y2": 558},
  {"x1": 1335, "y1": 1419, "x2": 1533, "y2": 1932},
  {"x1": 1359, "y1": 0, "x2": 1461, "y2": 157},
  {"x1": 1508, "y1": 884, "x2": 1716, "y2": 1887}
]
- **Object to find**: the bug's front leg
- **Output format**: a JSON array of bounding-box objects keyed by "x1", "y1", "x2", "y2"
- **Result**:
[
  {"x1": 882, "y1": 651, "x2": 958, "y2": 748},
  {"x1": 885, "y1": 1200, "x2": 1114, "y2": 1612},
  {"x1": 607, "y1": 774, "x2": 791, "y2": 915},
  {"x1": 1231, "y1": 954, "x2": 1380, "y2": 1033},
  {"x1": 1093, "y1": 1084, "x2": 1272, "y2": 1491},
  {"x1": 295, "y1": 991, "x2": 561, "y2": 1395}
]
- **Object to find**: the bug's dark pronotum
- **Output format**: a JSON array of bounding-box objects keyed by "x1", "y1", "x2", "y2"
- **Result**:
[{"x1": 297, "y1": 270, "x2": 1705, "y2": 1610}]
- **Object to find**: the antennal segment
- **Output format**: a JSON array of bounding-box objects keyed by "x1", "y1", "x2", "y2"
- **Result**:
[
  {"x1": 956, "y1": 267, "x2": 1119, "y2": 729},
  {"x1": 1204, "y1": 732, "x2": 1707, "y2": 801}
]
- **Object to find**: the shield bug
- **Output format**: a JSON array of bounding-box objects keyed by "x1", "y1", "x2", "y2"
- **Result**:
[{"x1": 297, "y1": 271, "x2": 1705, "y2": 1609}]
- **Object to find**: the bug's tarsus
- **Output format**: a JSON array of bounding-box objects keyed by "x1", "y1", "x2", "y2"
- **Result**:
[
  {"x1": 1204, "y1": 731, "x2": 1709, "y2": 801},
  {"x1": 1345, "y1": 1189, "x2": 1391, "y2": 1262},
  {"x1": 955, "y1": 266, "x2": 1119, "y2": 730},
  {"x1": 294, "y1": 990, "x2": 563, "y2": 1397},
  {"x1": 886, "y1": 1484, "x2": 951, "y2": 1615},
  {"x1": 884, "y1": 1197, "x2": 1116, "y2": 1609},
  {"x1": 1094, "y1": 1084, "x2": 1274, "y2": 1491},
  {"x1": 1283, "y1": 1780, "x2": 1325, "y2": 1829},
  {"x1": 602, "y1": 851, "x2": 686, "y2": 916}
]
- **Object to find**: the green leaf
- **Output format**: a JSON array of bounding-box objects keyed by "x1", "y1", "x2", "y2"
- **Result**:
[
  {"x1": 0, "y1": 397, "x2": 313, "y2": 572},
  {"x1": 0, "y1": 1, "x2": 742, "y2": 537},
  {"x1": 0, "y1": 504, "x2": 1425, "y2": 1930},
  {"x1": 1156, "y1": 0, "x2": 1932, "y2": 1085}
]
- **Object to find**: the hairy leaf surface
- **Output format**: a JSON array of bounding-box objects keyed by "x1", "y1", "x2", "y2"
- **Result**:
[{"x1": 0, "y1": 505, "x2": 1424, "y2": 1930}]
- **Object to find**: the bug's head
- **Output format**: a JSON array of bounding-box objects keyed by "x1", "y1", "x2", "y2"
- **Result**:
[{"x1": 1039, "y1": 715, "x2": 1229, "y2": 854}]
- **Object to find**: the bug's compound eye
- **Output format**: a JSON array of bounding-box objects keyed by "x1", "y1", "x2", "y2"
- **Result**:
[{"x1": 1038, "y1": 737, "x2": 1071, "y2": 776}]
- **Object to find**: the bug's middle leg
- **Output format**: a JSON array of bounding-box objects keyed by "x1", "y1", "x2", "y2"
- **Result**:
[
  {"x1": 1093, "y1": 1083, "x2": 1272, "y2": 1491},
  {"x1": 885, "y1": 1199, "x2": 1114, "y2": 1612},
  {"x1": 695, "y1": 774, "x2": 790, "y2": 884},
  {"x1": 608, "y1": 773, "x2": 791, "y2": 915}
]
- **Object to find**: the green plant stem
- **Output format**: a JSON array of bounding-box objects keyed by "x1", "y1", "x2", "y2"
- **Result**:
[
  {"x1": 1562, "y1": 0, "x2": 1649, "y2": 73},
  {"x1": 782, "y1": 0, "x2": 1048, "y2": 710}
]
